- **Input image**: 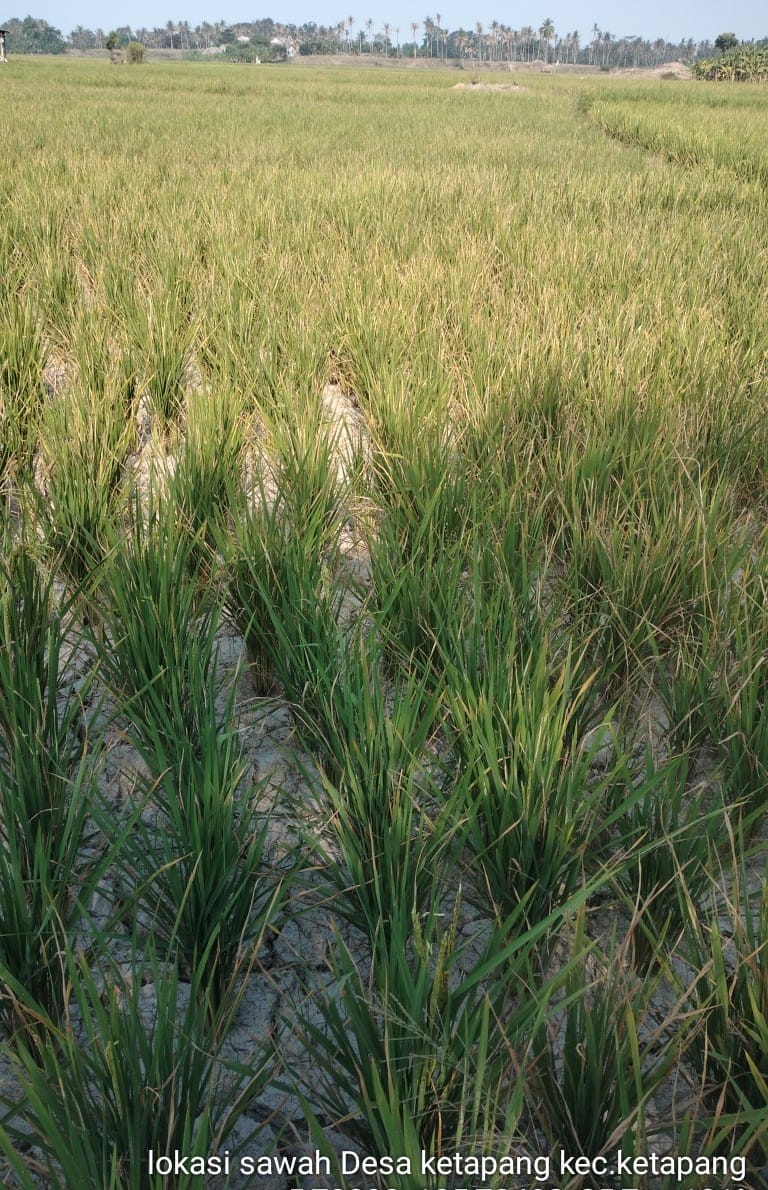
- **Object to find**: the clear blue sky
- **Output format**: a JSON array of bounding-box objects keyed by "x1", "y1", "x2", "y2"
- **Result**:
[{"x1": 13, "y1": 0, "x2": 767, "y2": 45}]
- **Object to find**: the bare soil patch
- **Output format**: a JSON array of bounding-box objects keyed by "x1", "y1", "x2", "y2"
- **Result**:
[{"x1": 453, "y1": 80, "x2": 527, "y2": 92}]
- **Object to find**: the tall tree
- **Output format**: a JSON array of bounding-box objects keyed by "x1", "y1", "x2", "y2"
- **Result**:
[
  {"x1": 474, "y1": 21, "x2": 484, "y2": 62},
  {"x1": 3, "y1": 15, "x2": 66, "y2": 52},
  {"x1": 539, "y1": 17, "x2": 554, "y2": 62},
  {"x1": 714, "y1": 31, "x2": 738, "y2": 52},
  {"x1": 590, "y1": 22, "x2": 600, "y2": 63},
  {"x1": 423, "y1": 15, "x2": 434, "y2": 56}
]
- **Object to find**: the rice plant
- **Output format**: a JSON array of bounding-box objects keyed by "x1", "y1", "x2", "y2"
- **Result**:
[
  {"x1": 709, "y1": 551, "x2": 768, "y2": 825},
  {"x1": 554, "y1": 446, "x2": 744, "y2": 691},
  {"x1": 445, "y1": 612, "x2": 626, "y2": 929},
  {"x1": 290, "y1": 902, "x2": 569, "y2": 1185},
  {"x1": 682, "y1": 856, "x2": 768, "y2": 1167},
  {"x1": 650, "y1": 618, "x2": 727, "y2": 757},
  {"x1": 0, "y1": 545, "x2": 101, "y2": 1031},
  {"x1": 90, "y1": 496, "x2": 221, "y2": 766},
  {"x1": 128, "y1": 280, "x2": 197, "y2": 429},
  {"x1": 301, "y1": 631, "x2": 461, "y2": 941},
  {"x1": 167, "y1": 385, "x2": 246, "y2": 579},
  {"x1": 367, "y1": 499, "x2": 471, "y2": 675},
  {"x1": 614, "y1": 751, "x2": 730, "y2": 969},
  {"x1": 103, "y1": 697, "x2": 286, "y2": 1011},
  {"x1": 269, "y1": 405, "x2": 353, "y2": 539},
  {"x1": 528, "y1": 915, "x2": 685, "y2": 1168},
  {"x1": 36, "y1": 383, "x2": 131, "y2": 607},
  {"x1": 218, "y1": 437, "x2": 351, "y2": 713},
  {"x1": 0, "y1": 943, "x2": 273, "y2": 1189},
  {"x1": 0, "y1": 296, "x2": 45, "y2": 487}
]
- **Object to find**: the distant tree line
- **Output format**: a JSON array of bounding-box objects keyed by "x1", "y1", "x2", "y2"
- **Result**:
[
  {"x1": 0, "y1": 15, "x2": 66, "y2": 52},
  {"x1": 1, "y1": 13, "x2": 766, "y2": 68}
]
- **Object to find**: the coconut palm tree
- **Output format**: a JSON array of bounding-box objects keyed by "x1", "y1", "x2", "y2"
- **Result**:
[
  {"x1": 383, "y1": 21, "x2": 390, "y2": 55},
  {"x1": 435, "y1": 12, "x2": 446, "y2": 58},
  {"x1": 365, "y1": 16, "x2": 373, "y2": 50},
  {"x1": 410, "y1": 20, "x2": 419, "y2": 55},
  {"x1": 590, "y1": 23, "x2": 600, "y2": 63},
  {"x1": 423, "y1": 16, "x2": 434, "y2": 56},
  {"x1": 455, "y1": 28, "x2": 469, "y2": 61},
  {"x1": 539, "y1": 17, "x2": 554, "y2": 62},
  {"x1": 489, "y1": 19, "x2": 499, "y2": 61}
]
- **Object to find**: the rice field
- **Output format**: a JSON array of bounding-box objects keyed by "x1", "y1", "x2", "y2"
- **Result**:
[{"x1": 1, "y1": 56, "x2": 768, "y2": 1188}]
